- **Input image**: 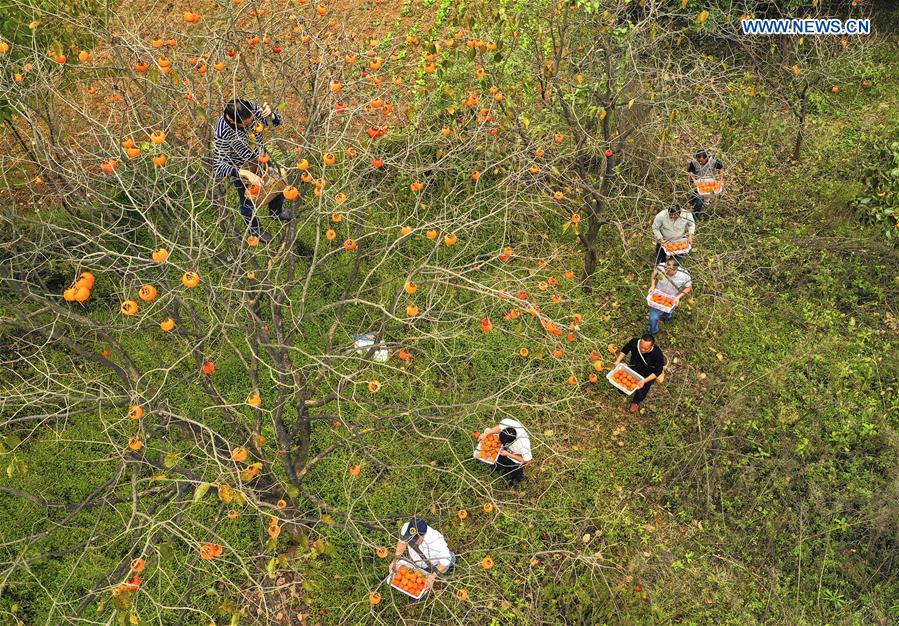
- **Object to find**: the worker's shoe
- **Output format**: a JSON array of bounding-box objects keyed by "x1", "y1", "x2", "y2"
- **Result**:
[
  {"x1": 255, "y1": 231, "x2": 274, "y2": 245},
  {"x1": 629, "y1": 403, "x2": 639, "y2": 413}
]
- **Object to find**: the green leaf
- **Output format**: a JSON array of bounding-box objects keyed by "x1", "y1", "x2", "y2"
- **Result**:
[
  {"x1": 193, "y1": 482, "x2": 211, "y2": 503},
  {"x1": 157, "y1": 542, "x2": 175, "y2": 561},
  {"x1": 163, "y1": 452, "x2": 178, "y2": 468}
]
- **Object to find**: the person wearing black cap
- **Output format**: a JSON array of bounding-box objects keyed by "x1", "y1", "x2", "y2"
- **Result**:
[
  {"x1": 390, "y1": 518, "x2": 455, "y2": 591},
  {"x1": 687, "y1": 149, "x2": 724, "y2": 219},
  {"x1": 613, "y1": 333, "x2": 666, "y2": 413},
  {"x1": 212, "y1": 98, "x2": 290, "y2": 244},
  {"x1": 651, "y1": 204, "x2": 695, "y2": 264},
  {"x1": 477, "y1": 418, "x2": 532, "y2": 488}
]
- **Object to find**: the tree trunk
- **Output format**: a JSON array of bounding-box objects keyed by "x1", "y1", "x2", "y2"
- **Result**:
[
  {"x1": 580, "y1": 213, "x2": 602, "y2": 292},
  {"x1": 793, "y1": 85, "x2": 809, "y2": 161},
  {"x1": 793, "y1": 113, "x2": 805, "y2": 161}
]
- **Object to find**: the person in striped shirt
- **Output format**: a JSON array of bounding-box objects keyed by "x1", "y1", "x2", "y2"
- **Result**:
[{"x1": 213, "y1": 99, "x2": 289, "y2": 243}]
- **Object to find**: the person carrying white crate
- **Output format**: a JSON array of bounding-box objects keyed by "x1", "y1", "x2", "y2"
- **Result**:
[
  {"x1": 613, "y1": 334, "x2": 666, "y2": 413},
  {"x1": 652, "y1": 205, "x2": 695, "y2": 264},
  {"x1": 687, "y1": 149, "x2": 724, "y2": 219},
  {"x1": 647, "y1": 257, "x2": 693, "y2": 336},
  {"x1": 390, "y1": 518, "x2": 456, "y2": 591},
  {"x1": 477, "y1": 418, "x2": 533, "y2": 488}
]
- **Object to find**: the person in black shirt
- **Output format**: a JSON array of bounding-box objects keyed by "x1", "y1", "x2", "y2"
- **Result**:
[{"x1": 613, "y1": 333, "x2": 666, "y2": 413}]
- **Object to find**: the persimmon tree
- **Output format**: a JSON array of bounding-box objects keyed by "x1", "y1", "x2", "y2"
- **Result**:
[
  {"x1": 0, "y1": 3, "x2": 627, "y2": 623},
  {"x1": 729, "y1": 2, "x2": 873, "y2": 161},
  {"x1": 455, "y1": 0, "x2": 742, "y2": 289}
]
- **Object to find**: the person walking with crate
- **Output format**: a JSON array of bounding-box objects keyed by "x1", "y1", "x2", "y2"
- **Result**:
[
  {"x1": 647, "y1": 256, "x2": 693, "y2": 336},
  {"x1": 652, "y1": 205, "x2": 696, "y2": 264},
  {"x1": 612, "y1": 334, "x2": 666, "y2": 413},
  {"x1": 687, "y1": 149, "x2": 725, "y2": 218}
]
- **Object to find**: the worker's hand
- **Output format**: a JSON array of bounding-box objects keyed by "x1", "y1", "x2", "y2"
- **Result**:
[
  {"x1": 634, "y1": 379, "x2": 645, "y2": 389},
  {"x1": 477, "y1": 431, "x2": 487, "y2": 442},
  {"x1": 239, "y1": 170, "x2": 262, "y2": 187},
  {"x1": 424, "y1": 574, "x2": 437, "y2": 590},
  {"x1": 688, "y1": 234, "x2": 694, "y2": 244},
  {"x1": 389, "y1": 559, "x2": 398, "y2": 573},
  {"x1": 259, "y1": 102, "x2": 273, "y2": 118}
]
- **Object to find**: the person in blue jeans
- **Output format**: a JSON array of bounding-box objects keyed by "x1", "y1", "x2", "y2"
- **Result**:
[
  {"x1": 647, "y1": 257, "x2": 692, "y2": 335},
  {"x1": 212, "y1": 98, "x2": 289, "y2": 244}
]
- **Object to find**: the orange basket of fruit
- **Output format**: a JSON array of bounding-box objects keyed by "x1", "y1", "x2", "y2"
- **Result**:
[
  {"x1": 662, "y1": 238, "x2": 691, "y2": 255},
  {"x1": 646, "y1": 289, "x2": 677, "y2": 313},
  {"x1": 473, "y1": 432, "x2": 501, "y2": 464},
  {"x1": 387, "y1": 560, "x2": 430, "y2": 599},
  {"x1": 606, "y1": 365, "x2": 645, "y2": 396},
  {"x1": 694, "y1": 177, "x2": 723, "y2": 196}
]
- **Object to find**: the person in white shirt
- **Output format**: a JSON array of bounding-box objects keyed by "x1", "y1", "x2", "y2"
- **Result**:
[
  {"x1": 652, "y1": 205, "x2": 695, "y2": 264},
  {"x1": 391, "y1": 518, "x2": 455, "y2": 590},
  {"x1": 478, "y1": 418, "x2": 532, "y2": 488},
  {"x1": 647, "y1": 257, "x2": 693, "y2": 335}
]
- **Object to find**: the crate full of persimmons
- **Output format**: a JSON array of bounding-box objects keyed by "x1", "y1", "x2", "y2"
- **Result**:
[
  {"x1": 606, "y1": 365, "x2": 645, "y2": 396},
  {"x1": 646, "y1": 290, "x2": 677, "y2": 314},
  {"x1": 473, "y1": 432, "x2": 501, "y2": 464},
  {"x1": 387, "y1": 560, "x2": 430, "y2": 599}
]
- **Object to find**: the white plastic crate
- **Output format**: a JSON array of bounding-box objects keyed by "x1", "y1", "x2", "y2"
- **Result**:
[
  {"x1": 646, "y1": 289, "x2": 677, "y2": 314},
  {"x1": 473, "y1": 434, "x2": 500, "y2": 465},
  {"x1": 695, "y1": 177, "x2": 723, "y2": 196},
  {"x1": 353, "y1": 332, "x2": 388, "y2": 362},
  {"x1": 662, "y1": 238, "x2": 691, "y2": 256},
  {"x1": 606, "y1": 364, "x2": 645, "y2": 396},
  {"x1": 386, "y1": 559, "x2": 430, "y2": 599}
]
